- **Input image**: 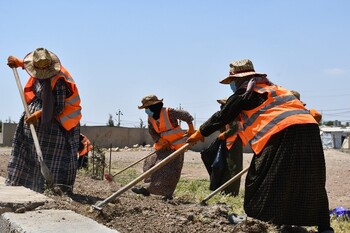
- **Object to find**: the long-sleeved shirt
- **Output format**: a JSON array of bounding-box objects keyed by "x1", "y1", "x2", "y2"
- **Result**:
[
  {"x1": 200, "y1": 87, "x2": 268, "y2": 137},
  {"x1": 148, "y1": 107, "x2": 194, "y2": 142}
]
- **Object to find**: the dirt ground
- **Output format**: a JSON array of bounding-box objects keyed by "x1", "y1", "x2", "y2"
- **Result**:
[{"x1": 0, "y1": 147, "x2": 349, "y2": 233}]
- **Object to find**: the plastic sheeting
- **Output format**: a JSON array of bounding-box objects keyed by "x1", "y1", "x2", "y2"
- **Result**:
[{"x1": 321, "y1": 132, "x2": 334, "y2": 149}]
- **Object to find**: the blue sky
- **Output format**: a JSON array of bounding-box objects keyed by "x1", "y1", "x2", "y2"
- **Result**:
[{"x1": 1, "y1": 1, "x2": 349, "y2": 128}]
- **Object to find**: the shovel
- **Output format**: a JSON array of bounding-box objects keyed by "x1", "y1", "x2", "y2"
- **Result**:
[
  {"x1": 12, "y1": 68, "x2": 54, "y2": 187},
  {"x1": 104, "y1": 136, "x2": 187, "y2": 182},
  {"x1": 92, "y1": 142, "x2": 192, "y2": 210},
  {"x1": 104, "y1": 150, "x2": 157, "y2": 182},
  {"x1": 200, "y1": 166, "x2": 249, "y2": 205}
]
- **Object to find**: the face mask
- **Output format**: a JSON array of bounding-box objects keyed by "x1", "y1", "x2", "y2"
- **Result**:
[
  {"x1": 230, "y1": 80, "x2": 237, "y2": 93},
  {"x1": 145, "y1": 108, "x2": 154, "y2": 117}
]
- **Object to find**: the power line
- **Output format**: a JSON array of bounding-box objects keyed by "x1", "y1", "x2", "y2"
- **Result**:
[
  {"x1": 321, "y1": 108, "x2": 350, "y2": 112},
  {"x1": 116, "y1": 109, "x2": 123, "y2": 127}
]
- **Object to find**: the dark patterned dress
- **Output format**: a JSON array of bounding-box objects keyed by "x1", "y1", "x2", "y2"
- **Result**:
[
  {"x1": 6, "y1": 78, "x2": 80, "y2": 193},
  {"x1": 143, "y1": 108, "x2": 193, "y2": 197},
  {"x1": 221, "y1": 121, "x2": 243, "y2": 196},
  {"x1": 199, "y1": 87, "x2": 331, "y2": 228}
]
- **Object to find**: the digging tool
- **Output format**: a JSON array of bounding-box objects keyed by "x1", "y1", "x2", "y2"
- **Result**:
[
  {"x1": 104, "y1": 149, "x2": 157, "y2": 182},
  {"x1": 104, "y1": 136, "x2": 187, "y2": 182},
  {"x1": 11, "y1": 68, "x2": 54, "y2": 187},
  {"x1": 200, "y1": 166, "x2": 249, "y2": 205},
  {"x1": 92, "y1": 142, "x2": 192, "y2": 210}
]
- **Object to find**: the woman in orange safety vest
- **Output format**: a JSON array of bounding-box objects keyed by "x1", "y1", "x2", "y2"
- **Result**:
[
  {"x1": 6, "y1": 48, "x2": 82, "y2": 194},
  {"x1": 187, "y1": 59, "x2": 333, "y2": 232},
  {"x1": 78, "y1": 134, "x2": 92, "y2": 169},
  {"x1": 216, "y1": 98, "x2": 246, "y2": 196},
  {"x1": 132, "y1": 95, "x2": 195, "y2": 200}
]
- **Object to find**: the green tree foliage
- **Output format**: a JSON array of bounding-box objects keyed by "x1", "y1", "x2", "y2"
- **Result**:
[
  {"x1": 325, "y1": 121, "x2": 334, "y2": 126},
  {"x1": 107, "y1": 114, "x2": 114, "y2": 127},
  {"x1": 139, "y1": 118, "x2": 146, "y2": 128}
]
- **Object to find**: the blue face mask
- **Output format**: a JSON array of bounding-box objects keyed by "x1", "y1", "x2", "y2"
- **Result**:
[
  {"x1": 230, "y1": 81, "x2": 237, "y2": 93},
  {"x1": 145, "y1": 108, "x2": 154, "y2": 117}
]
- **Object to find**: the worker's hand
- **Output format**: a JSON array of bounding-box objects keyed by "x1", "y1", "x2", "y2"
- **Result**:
[
  {"x1": 158, "y1": 138, "x2": 171, "y2": 150},
  {"x1": 185, "y1": 123, "x2": 195, "y2": 137},
  {"x1": 218, "y1": 132, "x2": 226, "y2": 141},
  {"x1": 186, "y1": 130, "x2": 204, "y2": 144},
  {"x1": 7, "y1": 56, "x2": 24, "y2": 68},
  {"x1": 25, "y1": 111, "x2": 42, "y2": 125}
]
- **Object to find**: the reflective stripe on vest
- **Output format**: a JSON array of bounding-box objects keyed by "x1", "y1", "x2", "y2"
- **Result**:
[
  {"x1": 240, "y1": 84, "x2": 317, "y2": 154},
  {"x1": 24, "y1": 66, "x2": 82, "y2": 131},
  {"x1": 51, "y1": 68, "x2": 82, "y2": 130},
  {"x1": 79, "y1": 135, "x2": 93, "y2": 156},
  {"x1": 225, "y1": 122, "x2": 244, "y2": 150},
  {"x1": 149, "y1": 107, "x2": 186, "y2": 150}
]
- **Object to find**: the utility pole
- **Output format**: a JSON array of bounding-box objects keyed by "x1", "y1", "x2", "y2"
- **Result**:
[
  {"x1": 194, "y1": 113, "x2": 196, "y2": 129},
  {"x1": 178, "y1": 104, "x2": 182, "y2": 126},
  {"x1": 116, "y1": 109, "x2": 123, "y2": 127}
]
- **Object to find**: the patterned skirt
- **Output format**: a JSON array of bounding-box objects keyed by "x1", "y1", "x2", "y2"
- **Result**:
[
  {"x1": 6, "y1": 113, "x2": 80, "y2": 193},
  {"x1": 244, "y1": 124, "x2": 330, "y2": 227},
  {"x1": 143, "y1": 149, "x2": 184, "y2": 197}
]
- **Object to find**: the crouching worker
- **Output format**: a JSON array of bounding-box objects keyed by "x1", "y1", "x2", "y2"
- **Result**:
[
  {"x1": 216, "y1": 98, "x2": 244, "y2": 196},
  {"x1": 132, "y1": 95, "x2": 194, "y2": 200},
  {"x1": 290, "y1": 90, "x2": 322, "y2": 123},
  {"x1": 78, "y1": 134, "x2": 92, "y2": 169}
]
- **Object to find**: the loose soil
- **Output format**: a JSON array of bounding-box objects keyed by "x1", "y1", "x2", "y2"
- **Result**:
[{"x1": 0, "y1": 147, "x2": 349, "y2": 233}]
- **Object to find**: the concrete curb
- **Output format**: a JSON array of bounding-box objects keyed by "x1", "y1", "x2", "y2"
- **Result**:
[
  {"x1": 1, "y1": 209, "x2": 119, "y2": 233},
  {"x1": 0, "y1": 177, "x2": 119, "y2": 233}
]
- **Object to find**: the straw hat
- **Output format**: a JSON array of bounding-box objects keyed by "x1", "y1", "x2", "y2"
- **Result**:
[
  {"x1": 23, "y1": 48, "x2": 61, "y2": 79},
  {"x1": 290, "y1": 90, "x2": 306, "y2": 106},
  {"x1": 220, "y1": 59, "x2": 266, "y2": 84},
  {"x1": 290, "y1": 90, "x2": 301, "y2": 100},
  {"x1": 216, "y1": 98, "x2": 227, "y2": 105},
  {"x1": 138, "y1": 95, "x2": 163, "y2": 109}
]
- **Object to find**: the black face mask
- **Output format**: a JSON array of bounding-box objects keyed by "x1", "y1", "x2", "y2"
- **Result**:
[{"x1": 148, "y1": 102, "x2": 163, "y2": 120}]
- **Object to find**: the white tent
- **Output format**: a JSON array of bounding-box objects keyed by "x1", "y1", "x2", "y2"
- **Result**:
[
  {"x1": 320, "y1": 127, "x2": 350, "y2": 149},
  {"x1": 342, "y1": 136, "x2": 350, "y2": 149}
]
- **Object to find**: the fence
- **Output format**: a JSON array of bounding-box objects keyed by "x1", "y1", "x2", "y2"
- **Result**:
[{"x1": 1, "y1": 123, "x2": 233, "y2": 152}]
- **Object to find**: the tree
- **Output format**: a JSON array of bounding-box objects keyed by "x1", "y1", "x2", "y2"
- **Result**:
[
  {"x1": 139, "y1": 118, "x2": 146, "y2": 128},
  {"x1": 107, "y1": 114, "x2": 114, "y2": 127},
  {"x1": 324, "y1": 121, "x2": 334, "y2": 127}
]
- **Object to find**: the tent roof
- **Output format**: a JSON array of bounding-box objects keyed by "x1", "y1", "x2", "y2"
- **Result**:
[{"x1": 320, "y1": 127, "x2": 350, "y2": 133}]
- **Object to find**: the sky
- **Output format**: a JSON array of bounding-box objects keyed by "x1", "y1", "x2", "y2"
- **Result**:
[{"x1": 1, "y1": 1, "x2": 349, "y2": 128}]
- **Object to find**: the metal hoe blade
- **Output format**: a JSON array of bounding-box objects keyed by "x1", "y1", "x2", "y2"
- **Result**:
[{"x1": 92, "y1": 143, "x2": 192, "y2": 210}]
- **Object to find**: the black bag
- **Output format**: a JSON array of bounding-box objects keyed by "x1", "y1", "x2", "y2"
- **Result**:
[{"x1": 201, "y1": 138, "x2": 228, "y2": 190}]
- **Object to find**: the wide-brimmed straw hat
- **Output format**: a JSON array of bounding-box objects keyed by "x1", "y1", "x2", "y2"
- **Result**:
[
  {"x1": 220, "y1": 59, "x2": 266, "y2": 84},
  {"x1": 290, "y1": 90, "x2": 301, "y2": 100},
  {"x1": 23, "y1": 48, "x2": 61, "y2": 80},
  {"x1": 216, "y1": 98, "x2": 227, "y2": 105},
  {"x1": 290, "y1": 90, "x2": 306, "y2": 106},
  {"x1": 138, "y1": 95, "x2": 163, "y2": 109}
]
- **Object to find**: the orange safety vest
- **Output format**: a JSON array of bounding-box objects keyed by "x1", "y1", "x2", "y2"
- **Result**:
[
  {"x1": 149, "y1": 107, "x2": 187, "y2": 150},
  {"x1": 225, "y1": 121, "x2": 248, "y2": 150},
  {"x1": 239, "y1": 84, "x2": 317, "y2": 154},
  {"x1": 309, "y1": 109, "x2": 322, "y2": 123},
  {"x1": 24, "y1": 67, "x2": 82, "y2": 131},
  {"x1": 79, "y1": 134, "x2": 93, "y2": 156}
]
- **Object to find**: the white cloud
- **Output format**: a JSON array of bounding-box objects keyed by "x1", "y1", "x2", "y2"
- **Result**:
[{"x1": 323, "y1": 68, "x2": 346, "y2": 76}]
